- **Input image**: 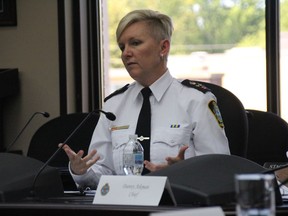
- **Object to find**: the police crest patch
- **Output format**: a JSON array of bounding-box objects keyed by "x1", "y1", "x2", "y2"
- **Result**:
[
  {"x1": 208, "y1": 100, "x2": 224, "y2": 128},
  {"x1": 101, "y1": 183, "x2": 110, "y2": 196}
]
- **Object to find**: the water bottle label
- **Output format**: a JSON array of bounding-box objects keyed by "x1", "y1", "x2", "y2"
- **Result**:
[{"x1": 134, "y1": 153, "x2": 143, "y2": 165}]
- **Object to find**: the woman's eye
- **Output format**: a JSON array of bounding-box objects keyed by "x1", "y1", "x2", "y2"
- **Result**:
[
  {"x1": 118, "y1": 45, "x2": 124, "y2": 52},
  {"x1": 131, "y1": 40, "x2": 141, "y2": 46}
]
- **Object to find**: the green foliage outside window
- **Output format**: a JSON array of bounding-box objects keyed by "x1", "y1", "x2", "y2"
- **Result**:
[{"x1": 107, "y1": 0, "x2": 288, "y2": 68}]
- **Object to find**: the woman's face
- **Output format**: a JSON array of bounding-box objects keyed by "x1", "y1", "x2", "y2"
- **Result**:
[{"x1": 118, "y1": 21, "x2": 168, "y2": 86}]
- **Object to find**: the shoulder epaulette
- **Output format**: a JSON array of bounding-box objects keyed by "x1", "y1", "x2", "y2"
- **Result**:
[
  {"x1": 104, "y1": 84, "x2": 130, "y2": 102},
  {"x1": 181, "y1": 79, "x2": 210, "y2": 93}
]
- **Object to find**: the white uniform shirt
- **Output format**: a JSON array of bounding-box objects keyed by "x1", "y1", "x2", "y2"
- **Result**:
[{"x1": 71, "y1": 70, "x2": 230, "y2": 189}]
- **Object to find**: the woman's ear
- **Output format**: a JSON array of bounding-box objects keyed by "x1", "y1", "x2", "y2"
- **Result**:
[{"x1": 160, "y1": 39, "x2": 170, "y2": 56}]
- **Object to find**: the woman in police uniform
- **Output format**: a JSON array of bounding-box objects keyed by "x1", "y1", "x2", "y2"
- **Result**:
[{"x1": 62, "y1": 9, "x2": 230, "y2": 189}]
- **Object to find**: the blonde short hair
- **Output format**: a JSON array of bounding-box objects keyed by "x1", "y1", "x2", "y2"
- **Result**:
[{"x1": 116, "y1": 9, "x2": 173, "y2": 42}]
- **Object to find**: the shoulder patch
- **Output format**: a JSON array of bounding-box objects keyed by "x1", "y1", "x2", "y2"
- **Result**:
[
  {"x1": 181, "y1": 79, "x2": 210, "y2": 93},
  {"x1": 208, "y1": 100, "x2": 224, "y2": 128},
  {"x1": 104, "y1": 84, "x2": 130, "y2": 102}
]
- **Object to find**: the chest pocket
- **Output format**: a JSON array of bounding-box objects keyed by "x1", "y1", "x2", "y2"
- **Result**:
[{"x1": 151, "y1": 127, "x2": 191, "y2": 163}]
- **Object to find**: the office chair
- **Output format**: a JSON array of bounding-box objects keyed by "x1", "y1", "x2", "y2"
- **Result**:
[
  {"x1": 27, "y1": 112, "x2": 99, "y2": 190},
  {"x1": 246, "y1": 109, "x2": 288, "y2": 165},
  {"x1": 194, "y1": 81, "x2": 249, "y2": 157}
]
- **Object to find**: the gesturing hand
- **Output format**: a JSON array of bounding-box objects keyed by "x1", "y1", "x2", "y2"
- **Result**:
[
  {"x1": 60, "y1": 144, "x2": 100, "y2": 175},
  {"x1": 144, "y1": 145, "x2": 189, "y2": 172}
]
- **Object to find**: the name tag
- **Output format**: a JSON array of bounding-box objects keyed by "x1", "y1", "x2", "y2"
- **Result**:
[{"x1": 93, "y1": 175, "x2": 176, "y2": 206}]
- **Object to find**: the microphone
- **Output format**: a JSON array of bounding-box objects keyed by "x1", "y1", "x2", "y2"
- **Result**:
[
  {"x1": 31, "y1": 109, "x2": 116, "y2": 197},
  {"x1": 98, "y1": 110, "x2": 116, "y2": 121},
  {"x1": 6, "y1": 111, "x2": 50, "y2": 152}
]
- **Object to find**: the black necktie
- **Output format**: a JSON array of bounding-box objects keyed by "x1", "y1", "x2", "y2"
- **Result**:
[{"x1": 135, "y1": 87, "x2": 152, "y2": 174}]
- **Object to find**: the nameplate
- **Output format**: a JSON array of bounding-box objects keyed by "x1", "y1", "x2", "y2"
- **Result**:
[
  {"x1": 93, "y1": 175, "x2": 176, "y2": 206},
  {"x1": 263, "y1": 162, "x2": 288, "y2": 169},
  {"x1": 264, "y1": 162, "x2": 288, "y2": 186}
]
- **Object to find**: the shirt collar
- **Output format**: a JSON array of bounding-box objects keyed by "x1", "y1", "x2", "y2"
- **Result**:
[
  {"x1": 150, "y1": 70, "x2": 173, "y2": 102},
  {"x1": 133, "y1": 70, "x2": 174, "y2": 102}
]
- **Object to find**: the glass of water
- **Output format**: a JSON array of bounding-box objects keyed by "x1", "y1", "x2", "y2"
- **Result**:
[{"x1": 235, "y1": 173, "x2": 276, "y2": 216}]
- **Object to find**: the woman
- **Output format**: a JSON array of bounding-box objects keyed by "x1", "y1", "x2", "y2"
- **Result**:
[{"x1": 62, "y1": 9, "x2": 230, "y2": 189}]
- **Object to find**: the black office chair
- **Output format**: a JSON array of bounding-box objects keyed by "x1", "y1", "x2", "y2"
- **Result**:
[
  {"x1": 246, "y1": 109, "x2": 288, "y2": 165},
  {"x1": 27, "y1": 112, "x2": 99, "y2": 190},
  {"x1": 194, "y1": 81, "x2": 249, "y2": 157}
]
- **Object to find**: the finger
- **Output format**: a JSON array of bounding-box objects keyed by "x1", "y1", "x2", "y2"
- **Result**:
[
  {"x1": 165, "y1": 156, "x2": 173, "y2": 165},
  {"x1": 177, "y1": 145, "x2": 189, "y2": 159},
  {"x1": 165, "y1": 145, "x2": 189, "y2": 165},
  {"x1": 61, "y1": 145, "x2": 78, "y2": 160},
  {"x1": 67, "y1": 150, "x2": 84, "y2": 165},
  {"x1": 75, "y1": 150, "x2": 85, "y2": 159},
  {"x1": 60, "y1": 144, "x2": 77, "y2": 157},
  {"x1": 144, "y1": 160, "x2": 167, "y2": 172},
  {"x1": 143, "y1": 160, "x2": 151, "y2": 167},
  {"x1": 59, "y1": 143, "x2": 71, "y2": 151},
  {"x1": 86, "y1": 154, "x2": 100, "y2": 167},
  {"x1": 143, "y1": 160, "x2": 155, "y2": 171},
  {"x1": 82, "y1": 149, "x2": 97, "y2": 162}
]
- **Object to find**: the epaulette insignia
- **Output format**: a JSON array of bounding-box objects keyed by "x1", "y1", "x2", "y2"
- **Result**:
[
  {"x1": 181, "y1": 79, "x2": 210, "y2": 93},
  {"x1": 104, "y1": 84, "x2": 130, "y2": 102}
]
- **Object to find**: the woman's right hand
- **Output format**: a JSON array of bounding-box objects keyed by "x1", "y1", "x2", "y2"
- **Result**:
[{"x1": 60, "y1": 144, "x2": 100, "y2": 175}]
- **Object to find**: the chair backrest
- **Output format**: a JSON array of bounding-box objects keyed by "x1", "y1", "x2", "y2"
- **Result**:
[
  {"x1": 27, "y1": 112, "x2": 99, "y2": 167},
  {"x1": 246, "y1": 109, "x2": 288, "y2": 165},
  {"x1": 195, "y1": 81, "x2": 249, "y2": 157}
]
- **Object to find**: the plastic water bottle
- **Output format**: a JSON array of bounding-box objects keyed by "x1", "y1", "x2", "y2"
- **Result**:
[{"x1": 123, "y1": 134, "x2": 144, "y2": 175}]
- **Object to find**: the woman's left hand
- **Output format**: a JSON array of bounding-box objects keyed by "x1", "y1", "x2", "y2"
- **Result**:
[{"x1": 144, "y1": 145, "x2": 189, "y2": 172}]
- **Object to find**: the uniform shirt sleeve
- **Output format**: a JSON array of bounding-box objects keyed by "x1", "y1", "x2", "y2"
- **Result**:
[{"x1": 191, "y1": 91, "x2": 230, "y2": 155}]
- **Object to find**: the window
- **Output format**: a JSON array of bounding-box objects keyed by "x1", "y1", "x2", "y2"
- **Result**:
[
  {"x1": 101, "y1": 0, "x2": 287, "y2": 121},
  {"x1": 280, "y1": 0, "x2": 288, "y2": 121}
]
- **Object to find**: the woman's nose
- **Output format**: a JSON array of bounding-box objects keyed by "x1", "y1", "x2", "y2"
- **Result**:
[{"x1": 122, "y1": 46, "x2": 132, "y2": 58}]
